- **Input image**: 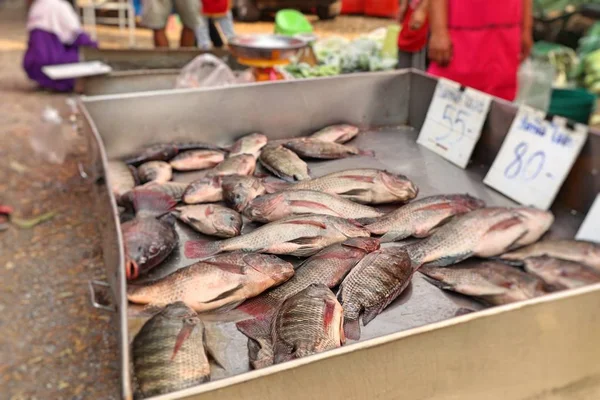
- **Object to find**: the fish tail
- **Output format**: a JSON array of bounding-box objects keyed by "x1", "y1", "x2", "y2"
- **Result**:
[
  {"x1": 343, "y1": 317, "x2": 361, "y2": 341},
  {"x1": 132, "y1": 189, "x2": 176, "y2": 217},
  {"x1": 184, "y1": 240, "x2": 222, "y2": 259},
  {"x1": 237, "y1": 296, "x2": 279, "y2": 319}
]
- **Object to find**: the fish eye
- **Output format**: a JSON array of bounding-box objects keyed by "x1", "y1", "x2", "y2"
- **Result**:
[{"x1": 149, "y1": 245, "x2": 159, "y2": 254}]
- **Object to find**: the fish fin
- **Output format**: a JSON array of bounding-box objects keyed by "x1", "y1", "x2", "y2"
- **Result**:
[
  {"x1": 362, "y1": 305, "x2": 383, "y2": 326},
  {"x1": 202, "y1": 260, "x2": 247, "y2": 275},
  {"x1": 262, "y1": 177, "x2": 290, "y2": 193},
  {"x1": 184, "y1": 240, "x2": 222, "y2": 259},
  {"x1": 380, "y1": 230, "x2": 410, "y2": 243},
  {"x1": 237, "y1": 296, "x2": 279, "y2": 319},
  {"x1": 421, "y1": 275, "x2": 456, "y2": 291},
  {"x1": 282, "y1": 220, "x2": 327, "y2": 229},
  {"x1": 139, "y1": 303, "x2": 168, "y2": 316},
  {"x1": 288, "y1": 236, "x2": 323, "y2": 246},
  {"x1": 202, "y1": 283, "x2": 245, "y2": 304},
  {"x1": 359, "y1": 149, "x2": 375, "y2": 157},
  {"x1": 339, "y1": 188, "x2": 370, "y2": 201},
  {"x1": 494, "y1": 257, "x2": 525, "y2": 267},
  {"x1": 455, "y1": 307, "x2": 476, "y2": 316},
  {"x1": 505, "y1": 230, "x2": 530, "y2": 252},
  {"x1": 203, "y1": 326, "x2": 226, "y2": 370},
  {"x1": 487, "y1": 216, "x2": 523, "y2": 233},
  {"x1": 132, "y1": 190, "x2": 176, "y2": 217},
  {"x1": 339, "y1": 175, "x2": 375, "y2": 183},
  {"x1": 322, "y1": 299, "x2": 337, "y2": 331},
  {"x1": 341, "y1": 237, "x2": 381, "y2": 252},
  {"x1": 289, "y1": 200, "x2": 336, "y2": 214},
  {"x1": 414, "y1": 203, "x2": 456, "y2": 212},
  {"x1": 343, "y1": 317, "x2": 361, "y2": 341},
  {"x1": 354, "y1": 216, "x2": 379, "y2": 225},
  {"x1": 236, "y1": 317, "x2": 275, "y2": 369},
  {"x1": 171, "y1": 321, "x2": 197, "y2": 361},
  {"x1": 421, "y1": 253, "x2": 473, "y2": 268}
]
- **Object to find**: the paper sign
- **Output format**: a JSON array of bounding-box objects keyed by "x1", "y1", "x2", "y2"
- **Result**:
[
  {"x1": 484, "y1": 106, "x2": 588, "y2": 210},
  {"x1": 417, "y1": 78, "x2": 492, "y2": 168},
  {"x1": 43, "y1": 61, "x2": 112, "y2": 80},
  {"x1": 576, "y1": 194, "x2": 600, "y2": 243}
]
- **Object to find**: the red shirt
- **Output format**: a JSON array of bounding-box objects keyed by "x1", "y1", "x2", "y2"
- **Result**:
[
  {"x1": 397, "y1": 5, "x2": 429, "y2": 52},
  {"x1": 202, "y1": 0, "x2": 230, "y2": 17}
]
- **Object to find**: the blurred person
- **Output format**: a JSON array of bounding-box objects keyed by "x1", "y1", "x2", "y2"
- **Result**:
[
  {"x1": 196, "y1": 0, "x2": 236, "y2": 50},
  {"x1": 397, "y1": 0, "x2": 430, "y2": 70},
  {"x1": 23, "y1": 0, "x2": 97, "y2": 92},
  {"x1": 142, "y1": 0, "x2": 200, "y2": 47},
  {"x1": 428, "y1": 0, "x2": 533, "y2": 100}
]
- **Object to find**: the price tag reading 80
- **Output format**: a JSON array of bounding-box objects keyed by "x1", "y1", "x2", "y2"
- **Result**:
[
  {"x1": 484, "y1": 106, "x2": 588, "y2": 210},
  {"x1": 417, "y1": 78, "x2": 492, "y2": 168}
]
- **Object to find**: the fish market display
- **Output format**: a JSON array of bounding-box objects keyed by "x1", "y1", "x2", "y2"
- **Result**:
[
  {"x1": 500, "y1": 240, "x2": 600, "y2": 271},
  {"x1": 222, "y1": 175, "x2": 289, "y2": 212},
  {"x1": 310, "y1": 124, "x2": 359, "y2": 144},
  {"x1": 174, "y1": 204, "x2": 242, "y2": 238},
  {"x1": 283, "y1": 138, "x2": 371, "y2": 160},
  {"x1": 138, "y1": 161, "x2": 173, "y2": 184},
  {"x1": 259, "y1": 145, "x2": 310, "y2": 182},
  {"x1": 185, "y1": 214, "x2": 370, "y2": 259},
  {"x1": 128, "y1": 253, "x2": 294, "y2": 312},
  {"x1": 337, "y1": 247, "x2": 413, "y2": 340},
  {"x1": 420, "y1": 259, "x2": 548, "y2": 305},
  {"x1": 183, "y1": 176, "x2": 224, "y2": 204},
  {"x1": 169, "y1": 150, "x2": 225, "y2": 171},
  {"x1": 107, "y1": 160, "x2": 135, "y2": 198},
  {"x1": 270, "y1": 284, "x2": 345, "y2": 365},
  {"x1": 366, "y1": 194, "x2": 486, "y2": 242},
  {"x1": 522, "y1": 256, "x2": 600, "y2": 290},
  {"x1": 229, "y1": 133, "x2": 268, "y2": 158},
  {"x1": 405, "y1": 207, "x2": 554, "y2": 269},
  {"x1": 243, "y1": 190, "x2": 384, "y2": 223},
  {"x1": 292, "y1": 168, "x2": 418, "y2": 204},
  {"x1": 122, "y1": 191, "x2": 178, "y2": 280},
  {"x1": 132, "y1": 302, "x2": 212, "y2": 397}
]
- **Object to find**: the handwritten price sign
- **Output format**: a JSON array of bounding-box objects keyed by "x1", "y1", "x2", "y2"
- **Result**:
[
  {"x1": 417, "y1": 78, "x2": 492, "y2": 168},
  {"x1": 576, "y1": 194, "x2": 600, "y2": 243},
  {"x1": 484, "y1": 106, "x2": 588, "y2": 210}
]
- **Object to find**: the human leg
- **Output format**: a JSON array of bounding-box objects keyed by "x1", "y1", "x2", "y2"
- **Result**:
[{"x1": 141, "y1": 0, "x2": 172, "y2": 47}]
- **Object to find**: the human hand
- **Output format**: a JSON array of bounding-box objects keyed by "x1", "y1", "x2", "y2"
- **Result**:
[
  {"x1": 409, "y1": 7, "x2": 427, "y2": 30},
  {"x1": 429, "y1": 30, "x2": 452, "y2": 66},
  {"x1": 521, "y1": 30, "x2": 533, "y2": 61}
]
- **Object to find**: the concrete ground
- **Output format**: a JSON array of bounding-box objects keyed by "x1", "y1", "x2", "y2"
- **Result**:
[{"x1": 0, "y1": 2, "x2": 392, "y2": 399}]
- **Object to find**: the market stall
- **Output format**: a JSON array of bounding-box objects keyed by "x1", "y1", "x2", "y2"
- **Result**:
[{"x1": 78, "y1": 70, "x2": 600, "y2": 399}]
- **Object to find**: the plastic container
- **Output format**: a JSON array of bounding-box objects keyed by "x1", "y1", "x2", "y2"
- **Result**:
[
  {"x1": 515, "y1": 59, "x2": 556, "y2": 111},
  {"x1": 548, "y1": 88, "x2": 596, "y2": 124},
  {"x1": 382, "y1": 24, "x2": 400, "y2": 59},
  {"x1": 341, "y1": 0, "x2": 366, "y2": 14},
  {"x1": 364, "y1": 0, "x2": 398, "y2": 18},
  {"x1": 275, "y1": 10, "x2": 313, "y2": 36}
]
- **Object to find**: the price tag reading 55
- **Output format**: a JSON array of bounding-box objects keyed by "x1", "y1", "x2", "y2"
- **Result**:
[
  {"x1": 484, "y1": 106, "x2": 588, "y2": 210},
  {"x1": 417, "y1": 79, "x2": 492, "y2": 168}
]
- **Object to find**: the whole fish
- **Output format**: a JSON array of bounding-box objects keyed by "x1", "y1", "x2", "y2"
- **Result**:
[
  {"x1": 405, "y1": 207, "x2": 554, "y2": 269},
  {"x1": 229, "y1": 133, "x2": 268, "y2": 158},
  {"x1": 174, "y1": 204, "x2": 242, "y2": 238},
  {"x1": 420, "y1": 259, "x2": 548, "y2": 305},
  {"x1": 500, "y1": 240, "x2": 600, "y2": 271},
  {"x1": 270, "y1": 284, "x2": 345, "y2": 365},
  {"x1": 127, "y1": 253, "x2": 294, "y2": 313},
  {"x1": 183, "y1": 176, "x2": 224, "y2": 204},
  {"x1": 243, "y1": 190, "x2": 384, "y2": 223},
  {"x1": 292, "y1": 168, "x2": 418, "y2": 205},
  {"x1": 523, "y1": 256, "x2": 600, "y2": 290},
  {"x1": 169, "y1": 150, "x2": 225, "y2": 171},
  {"x1": 107, "y1": 160, "x2": 135, "y2": 199},
  {"x1": 132, "y1": 302, "x2": 211, "y2": 397},
  {"x1": 310, "y1": 124, "x2": 360, "y2": 144},
  {"x1": 236, "y1": 238, "x2": 380, "y2": 368},
  {"x1": 138, "y1": 161, "x2": 173, "y2": 184},
  {"x1": 120, "y1": 182, "x2": 189, "y2": 207},
  {"x1": 366, "y1": 194, "x2": 486, "y2": 242},
  {"x1": 122, "y1": 191, "x2": 178, "y2": 280},
  {"x1": 221, "y1": 175, "x2": 288, "y2": 212},
  {"x1": 283, "y1": 138, "x2": 372, "y2": 160},
  {"x1": 211, "y1": 154, "x2": 256, "y2": 176},
  {"x1": 185, "y1": 214, "x2": 370, "y2": 259},
  {"x1": 123, "y1": 141, "x2": 223, "y2": 166},
  {"x1": 259, "y1": 145, "x2": 310, "y2": 182},
  {"x1": 337, "y1": 247, "x2": 413, "y2": 340}
]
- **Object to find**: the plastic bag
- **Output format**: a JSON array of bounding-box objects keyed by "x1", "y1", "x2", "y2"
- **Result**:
[
  {"x1": 29, "y1": 106, "x2": 71, "y2": 164},
  {"x1": 515, "y1": 59, "x2": 556, "y2": 111},
  {"x1": 175, "y1": 54, "x2": 236, "y2": 89}
]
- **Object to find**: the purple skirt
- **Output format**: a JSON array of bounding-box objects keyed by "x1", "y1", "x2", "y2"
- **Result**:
[{"x1": 23, "y1": 29, "x2": 97, "y2": 92}]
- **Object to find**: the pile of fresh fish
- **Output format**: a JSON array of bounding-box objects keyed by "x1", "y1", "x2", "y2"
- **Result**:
[{"x1": 107, "y1": 124, "x2": 598, "y2": 398}]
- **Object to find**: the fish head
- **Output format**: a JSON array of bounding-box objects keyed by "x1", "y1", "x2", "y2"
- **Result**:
[
  {"x1": 377, "y1": 171, "x2": 419, "y2": 202},
  {"x1": 223, "y1": 176, "x2": 264, "y2": 212},
  {"x1": 244, "y1": 193, "x2": 289, "y2": 222},
  {"x1": 342, "y1": 237, "x2": 381, "y2": 253},
  {"x1": 207, "y1": 206, "x2": 243, "y2": 237},
  {"x1": 245, "y1": 133, "x2": 268, "y2": 152},
  {"x1": 458, "y1": 194, "x2": 487, "y2": 211},
  {"x1": 183, "y1": 176, "x2": 222, "y2": 204},
  {"x1": 242, "y1": 254, "x2": 294, "y2": 282},
  {"x1": 123, "y1": 219, "x2": 177, "y2": 280},
  {"x1": 233, "y1": 154, "x2": 257, "y2": 175},
  {"x1": 513, "y1": 208, "x2": 555, "y2": 246},
  {"x1": 159, "y1": 302, "x2": 199, "y2": 322},
  {"x1": 330, "y1": 217, "x2": 371, "y2": 238}
]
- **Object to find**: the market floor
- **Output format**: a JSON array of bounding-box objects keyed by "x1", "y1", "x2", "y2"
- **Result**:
[{"x1": 0, "y1": 3, "x2": 392, "y2": 399}]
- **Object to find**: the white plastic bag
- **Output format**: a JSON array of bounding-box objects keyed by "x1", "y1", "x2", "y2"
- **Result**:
[
  {"x1": 515, "y1": 59, "x2": 556, "y2": 111},
  {"x1": 29, "y1": 106, "x2": 70, "y2": 164},
  {"x1": 175, "y1": 54, "x2": 236, "y2": 89}
]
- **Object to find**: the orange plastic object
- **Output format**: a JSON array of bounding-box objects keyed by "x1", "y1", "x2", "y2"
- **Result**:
[
  {"x1": 364, "y1": 0, "x2": 398, "y2": 18},
  {"x1": 342, "y1": 0, "x2": 365, "y2": 14}
]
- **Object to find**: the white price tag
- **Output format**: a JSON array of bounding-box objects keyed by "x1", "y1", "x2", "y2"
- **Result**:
[
  {"x1": 576, "y1": 194, "x2": 600, "y2": 243},
  {"x1": 417, "y1": 78, "x2": 492, "y2": 168},
  {"x1": 484, "y1": 106, "x2": 588, "y2": 210}
]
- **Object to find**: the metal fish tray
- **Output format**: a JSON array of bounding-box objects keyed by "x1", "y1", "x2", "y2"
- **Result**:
[{"x1": 79, "y1": 70, "x2": 600, "y2": 400}]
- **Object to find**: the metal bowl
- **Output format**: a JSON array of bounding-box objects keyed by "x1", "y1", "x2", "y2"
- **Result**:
[{"x1": 228, "y1": 34, "x2": 308, "y2": 62}]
